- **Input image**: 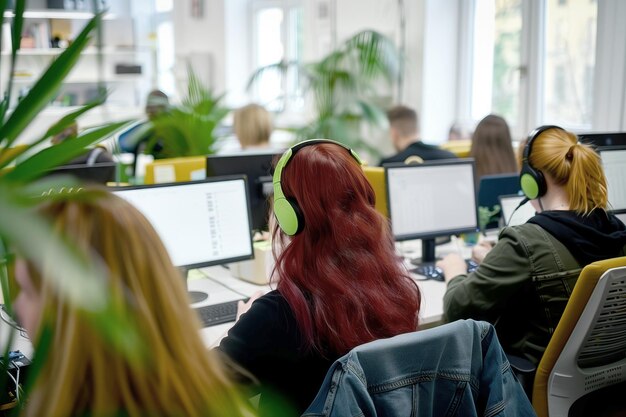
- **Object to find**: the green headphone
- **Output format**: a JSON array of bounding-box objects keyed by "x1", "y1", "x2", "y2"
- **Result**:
[
  {"x1": 520, "y1": 125, "x2": 564, "y2": 200},
  {"x1": 273, "y1": 139, "x2": 363, "y2": 236}
]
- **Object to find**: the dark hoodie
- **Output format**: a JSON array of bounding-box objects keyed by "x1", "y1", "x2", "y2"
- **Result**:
[{"x1": 528, "y1": 209, "x2": 626, "y2": 266}]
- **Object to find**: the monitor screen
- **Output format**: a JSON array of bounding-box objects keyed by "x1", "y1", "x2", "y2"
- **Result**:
[
  {"x1": 499, "y1": 194, "x2": 536, "y2": 227},
  {"x1": 578, "y1": 132, "x2": 626, "y2": 148},
  {"x1": 386, "y1": 160, "x2": 478, "y2": 241},
  {"x1": 112, "y1": 177, "x2": 254, "y2": 269},
  {"x1": 477, "y1": 173, "x2": 520, "y2": 210},
  {"x1": 599, "y1": 147, "x2": 626, "y2": 212},
  {"x1": 45, "y1": 162, "x2": 117, "y2": 185},
  {"x1": 206, "y1": 152, "x2": 281, "y2": 232}
]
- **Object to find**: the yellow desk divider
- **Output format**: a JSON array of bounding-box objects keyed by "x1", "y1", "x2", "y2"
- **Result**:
[
  {"x1": 144, "y1": 156, "x2": 207, "y2": 184},
  {"x1": 362, "y1": 166, "x2": 388, "y2": 218},
  {"x1": 440, "y1": 139, "x2": 472, "y2": 158}
]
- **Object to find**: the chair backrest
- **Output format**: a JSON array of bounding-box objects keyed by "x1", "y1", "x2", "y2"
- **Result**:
[
  {"x1": 533, "y1": 257, "x2": 626, "y2": 417},
  {"x1": 304, "y1": 320, "x2": 535, "y2": 417},
  {"x1": 440, "y1": 139, "x2": 471, "y2": 157},
  {"x1": 144, "y1": 156, "x2": 207, "y2": 184}
]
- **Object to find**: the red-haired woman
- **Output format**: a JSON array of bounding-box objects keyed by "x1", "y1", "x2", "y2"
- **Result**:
[{"x1": 217, "y1": 141, "x2": 421, "y2": 417}]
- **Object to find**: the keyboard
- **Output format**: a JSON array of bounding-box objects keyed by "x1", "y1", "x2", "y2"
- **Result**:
[
  {"x1": 412, "y1": 259, "x2": 479, "y2": 282},
  {"x1": 194, "y1": 298, "x2": 249, "y2": 327}
]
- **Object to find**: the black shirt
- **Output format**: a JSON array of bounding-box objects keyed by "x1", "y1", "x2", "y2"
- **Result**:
[
  {"x1": 380, "y1": 141, "x2": 457, "y2": 166},
  {"x1": 217, "y1": 290, "x2": 336, "y2": 417}
]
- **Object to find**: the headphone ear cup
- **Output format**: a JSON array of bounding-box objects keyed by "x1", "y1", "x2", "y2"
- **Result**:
[
  {"x1": 520, "y1": 165, "x2": 547, "y2": 200},
  {"x1": 273, "y1": 196, "x2": 304, "y2": 236}
]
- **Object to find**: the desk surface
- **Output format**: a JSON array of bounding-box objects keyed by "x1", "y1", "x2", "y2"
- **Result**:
[
  {"x1": 0, "y1": 236, "x2": 477, "y2": 357},
  {"x1": 194, "y1": 235, "x2": 475, "y2": 346}
]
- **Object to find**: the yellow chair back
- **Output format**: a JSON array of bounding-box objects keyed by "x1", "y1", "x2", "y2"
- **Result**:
[
  {"x1": 440, "y1": 139, "x2": 471, "y2": 158},
  {"x1": 532, "y1": 256, "x2": 626, "y2": 417}
]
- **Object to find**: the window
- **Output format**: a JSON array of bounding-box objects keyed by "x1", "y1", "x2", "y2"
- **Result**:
[
  {"x1": 467, "y1": 0, "x2": 598, "y2": 134},
  {"x1": 543, "y1": 0, "x2": 597, "y2": 128},
  {"x1": 251, "y1": 1, "x2": 302, "y2": 112},
  {"x1": 472, "y1": 0, "x2": 522, "y2": 125},
  {"x1": 152, "y1": 0, "x2": 175, "y2": 96}
]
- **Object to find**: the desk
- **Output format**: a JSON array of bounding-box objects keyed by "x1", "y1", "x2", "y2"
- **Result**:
[
  {"x1": 1, "y1": 236, "x2": 478, "y2": 356},
  {"x1": 195, "y1": 236, "x2": 475, "y2": 345}
]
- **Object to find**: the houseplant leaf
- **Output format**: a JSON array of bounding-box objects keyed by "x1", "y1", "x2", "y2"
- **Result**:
[{"x1": 3, "y1": 121, "x2": 128, "y2": 183}]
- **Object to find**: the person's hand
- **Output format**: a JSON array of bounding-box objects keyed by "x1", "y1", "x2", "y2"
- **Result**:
[
  {"x1": 472, "y1": 241, "x2": 494, "y2": 264},
  {"x1": 236, "y1": 291, "x2": 264, "y2": 321},
  {"x1": 436, "y1": 253, "x2": 467, "y2": 283}
]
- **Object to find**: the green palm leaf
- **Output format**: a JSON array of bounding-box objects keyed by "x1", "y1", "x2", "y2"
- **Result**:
[
  {"x1": 0, "y1": 94, "x2": 110, "y2": 170},
  {"x1": 4, "y1": 121, "x2": 128, "y2": 183}
]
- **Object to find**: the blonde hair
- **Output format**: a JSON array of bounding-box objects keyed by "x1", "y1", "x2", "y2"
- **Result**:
[
  {"x1": 23, "y1": 190, "x2": 252, "y2": 417},
  {"x1": 234, "y1": 104, "x2": 272, "y2": 148},
  {"x1": 527, "y1": 127, "x2": 608, "y2": 214}
]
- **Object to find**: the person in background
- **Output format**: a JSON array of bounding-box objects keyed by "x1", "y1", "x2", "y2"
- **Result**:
[
  {"x1": 438, "y1": 126, "x2": 626, "y2": 365},
  {"x1": 14, "y1": 190, "x2": 254, "y2": 417},
  {"x1": 380, "y1": 105, "x2": 456, "y2": 165},
  {"x1": 470, "y1": 114, "x2": 518, "y2": 183},
  {"x1": 447, "y1": 121, "x2": 473, "y2": 142},
  {"x1": 234, "y1": 103, "x2": 274, "y2": 150},
  {"x1": 218, "y1": 140, "x2": 421, "y2": 417},
  {"x1": 52, "y1": 121, "x2": 114, "y2": 166},
  {"x1": 117, "y1": 90, "x2": 170, "y2": 175}
]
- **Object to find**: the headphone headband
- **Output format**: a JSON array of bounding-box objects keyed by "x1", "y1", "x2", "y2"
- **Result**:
[
  {"x1": 273, "y1": 139, "x2": 362, "y2": 236},
  {"x1": 523, "y1": 125, "x2": 563, "y2": 162}
]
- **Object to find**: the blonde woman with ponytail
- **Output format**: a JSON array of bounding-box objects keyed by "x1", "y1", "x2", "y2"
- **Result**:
[
  {"x1": 438, "y1": 126, "x2": 626, "y2": 365},
  {"x1": 13, "y1": 189, "x2": 254, "y2": 417}
]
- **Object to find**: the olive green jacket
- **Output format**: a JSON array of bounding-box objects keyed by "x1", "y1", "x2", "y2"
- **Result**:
[{"x1": 443, "y1": 223, "x2": 626, "y2": 365}]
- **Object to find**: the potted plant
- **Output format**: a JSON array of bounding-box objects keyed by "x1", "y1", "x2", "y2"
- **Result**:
[
  {"x1": 248, "y1": 30, "x2": 400, "y2": 158},
  {"x1": 0, "y1": 1, "x2": 139, "y2": 410},
  {"x1": 145, "y1": 65, "x2": 229, "y2": 158}
]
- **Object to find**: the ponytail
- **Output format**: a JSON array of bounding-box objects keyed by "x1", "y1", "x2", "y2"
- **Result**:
[
  {"x1": 566, "y1": 142, "x2": 608, "y2": 214},
  {"x1": 529, "y1": 128, "x2": 608, "y2": 215}
]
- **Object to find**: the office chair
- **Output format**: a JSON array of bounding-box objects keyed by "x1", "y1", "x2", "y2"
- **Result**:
[
  {"x1": 440, "y1": 139, "x2": 471, "y2": 157},
  {"x1": 304, "y1": 320, "x2": 535, "y2": 417},
  {"x1": 532, "y1": 257, "x2": 626, "y2": 417}
]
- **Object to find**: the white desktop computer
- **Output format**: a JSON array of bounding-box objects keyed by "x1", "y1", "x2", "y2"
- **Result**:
[
  {"x1": 599, "y1": 147, "x2": 626, "y2": 217},
  {"x1": 112, "y1": 177, "x2": 254, "y2": 303},
  {"x1": 385, "y1": 159, "x2": 479, "y2": 265},
  {"x1": 499, "y1": 194, "x2": 536, "y2": 227}
]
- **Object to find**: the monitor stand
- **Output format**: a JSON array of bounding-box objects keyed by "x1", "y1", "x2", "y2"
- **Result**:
[
  {"x1": 181, "y1": 268, "x2": 209, "y2": 304},
  {"x1": 410, "y1": 238, "x2": 437, "y2": 266}
]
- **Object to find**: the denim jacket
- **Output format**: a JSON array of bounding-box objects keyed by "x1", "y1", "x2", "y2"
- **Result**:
[{"x1": 303, "y1": 320, "x2": 536, "y2": 417}]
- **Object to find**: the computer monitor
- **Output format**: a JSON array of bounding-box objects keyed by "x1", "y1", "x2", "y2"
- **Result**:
[
  {"x1": 45, "y1": 161, "x2": 117, "y2": 185},
  {"x1": 112, "y1": 177, "x2": 254, "y2": 302},
  {"x1": 385, "y1": 160, "x2": 479, "y2": 263},
  {"x1": 599, "y1": 146, "x2": 626, "y2": 214},
  {"x1": 499, "y1": 194, "x2": 536, "y2": 227},
  {"x1": 206, "y1": 152, "x2": 281, "y2": 232},
  {"x1": 477, "y1": 173, "x2": 521, "y2": 229},
  {"x1": 578, "y1": 132, "x2": 626, "y2": 148}
]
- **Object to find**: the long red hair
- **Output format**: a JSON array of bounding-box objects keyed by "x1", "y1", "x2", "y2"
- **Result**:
[{"x1": 272, "y1": 143, "x2": 421, "y2": 356}]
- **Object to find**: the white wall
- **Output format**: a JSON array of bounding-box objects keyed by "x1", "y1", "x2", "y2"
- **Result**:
[
  {"x1": 420, "y1": 0, "x2": 461, "y2": 144},
  {"x1": 224, "y1": 0, "x2": 251, "y2": 107},
  {"x1": 172, "y1": 0, "x2": 226, "y2": 93}
]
